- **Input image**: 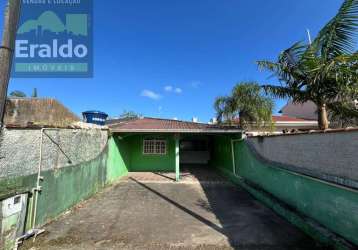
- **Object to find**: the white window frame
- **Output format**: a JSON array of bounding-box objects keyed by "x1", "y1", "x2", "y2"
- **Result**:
[{"x1": 143, "y1": 139, "x2": 167, "y2": 155}]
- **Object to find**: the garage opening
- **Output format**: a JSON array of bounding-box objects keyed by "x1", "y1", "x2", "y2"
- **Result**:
[
  {"x1": 180, "y1": 136, "x2": 210, "y2": 166},
  {"x1": 178, "y1": 135, "x2": 228, "y2": 183}
]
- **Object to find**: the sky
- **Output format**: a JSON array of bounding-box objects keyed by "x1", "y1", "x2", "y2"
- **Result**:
[{"x1": 0, "y1": 0, "x2": 343, "y2": 122}]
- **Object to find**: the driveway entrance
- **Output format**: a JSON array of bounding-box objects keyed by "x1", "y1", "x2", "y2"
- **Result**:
[{"x1": 22, "y1": 170, "x2": 319, "y2": 250}]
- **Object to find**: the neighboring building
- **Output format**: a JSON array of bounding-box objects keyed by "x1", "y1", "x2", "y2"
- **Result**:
[
  {"x1": 4, "y1": 98, "x2": 80, "y2": 127},
  {"x1": 107, "y1": 117, "x2": 242, "y2": 180},
  {"x1": 234, "y1": 115, "x2": 318, "y2": 135},
  {"x1": 271, "y1": 115, "x2": 318, "y2": 132},
  {"x1": 279, "y1": 101, "x2": 317, "y2": 120},
  {"x1": 279, "y1": 100, "x2": 358, "y2": 129}
]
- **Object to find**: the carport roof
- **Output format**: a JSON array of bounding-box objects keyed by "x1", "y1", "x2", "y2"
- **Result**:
[{"x1": 108, "y1": 117, "x2": 242, "y2": 134}]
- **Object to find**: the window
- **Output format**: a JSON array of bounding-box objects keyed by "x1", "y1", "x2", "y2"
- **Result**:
[{"x1": 143, "y1": 139, "x2": 167, "y2": 155}]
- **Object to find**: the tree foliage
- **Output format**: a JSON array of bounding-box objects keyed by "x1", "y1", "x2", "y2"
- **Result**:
[
  {"x1": 214, "y1": 82, "x2": 274, "y2": 130},
  {"x1": 120, "y1": 110, "x2": 141, "y2": 119},
  {"x1": 257, "y1": 0, "x2": 358, "y2": 129},
  {"x1": 9, "y1": 90, "x2": 26, "y2": 98}
]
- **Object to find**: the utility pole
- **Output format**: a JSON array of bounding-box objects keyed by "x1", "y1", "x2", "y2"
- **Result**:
[
  {"x1": 0, "y1": 0, "x2": 21, "y2": 128},
  {"x1": 306, "y1": 29, "x2": 312, "y2": 45}
]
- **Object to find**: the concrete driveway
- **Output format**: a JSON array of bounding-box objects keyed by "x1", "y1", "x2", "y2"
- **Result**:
[{"x1": 22, "y1": 171, "x2": 320, "y2": 250}]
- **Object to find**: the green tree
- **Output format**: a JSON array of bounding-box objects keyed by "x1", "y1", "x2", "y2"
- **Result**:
[
  {"x1": 257, "y1": 0, "x2": 358, "y2": 130},
  {"x1": 31, "y1": 88, "x2": 38, "y2": 98},
  {"x1": 214, "y1": 82, "x2": 274, "y2": 130},
  {"x1": 120, "y1": 110, "x2": 141, "y2": 119},
  {"x1": 9, "y1": 90, "x2": 26, "y2": 97},
  {"x1": 329, "y1": 95, "x2": 358, "y2": 128}
]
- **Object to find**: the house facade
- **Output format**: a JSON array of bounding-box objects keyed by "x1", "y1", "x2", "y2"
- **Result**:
[{"x1": 108, "y1": 117, "x2": 242, "y2": 181}]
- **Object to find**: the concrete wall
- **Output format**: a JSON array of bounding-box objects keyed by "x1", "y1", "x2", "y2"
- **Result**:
[
  {"x1": 214, "y1": 132, "x2": 358, "y2": 249},
  {"x1": 0, "y1": 147, "x2": 111, "y2": 250},
  {"x1": 0, "y1": 130, "x2": 127, "y2": 250},
  {"x1": 247, "y1": 131, "x2": 358, "y2": 189},
  {"x1": 0, "y1": 128, "x2": 108, "y2": 179}
]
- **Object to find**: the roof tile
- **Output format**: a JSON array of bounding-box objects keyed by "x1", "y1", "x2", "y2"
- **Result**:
[{"x1": 108, "y1": 117, "x2": 240, "y2": 133}]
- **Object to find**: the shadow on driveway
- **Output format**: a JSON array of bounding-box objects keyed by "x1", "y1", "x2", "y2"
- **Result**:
[
  {"x1": 129, "y1": 175, "x2": 321, "y2": 250},
  {"x1": 21, "y1": 170, "x2": 322, "y2": 250}
]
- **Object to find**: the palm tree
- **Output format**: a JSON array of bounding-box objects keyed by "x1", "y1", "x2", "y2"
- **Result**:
[
  {"x1": 257, "y1": 0, "x2": 358, "y2": 130},
  {"x1": 214, "y1": 82, "x2": 274, "y2": 130}
]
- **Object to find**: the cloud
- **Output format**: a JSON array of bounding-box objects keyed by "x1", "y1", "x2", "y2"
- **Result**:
[
  {"x1": 164, "y1": 85, "x2": 182, "y2": 94},
  {"x1": 164, "y1": 85, "x2": 173, "y2": 92},
  {"x1": 174, "y1": 88, "x2": 182, "y2": 94},
  {"x1": 140, "y1": 89, "x2": 162, "y2": 100},
  {"x1": 191, "y1": 81, "x2": 201, "y2": 88}
]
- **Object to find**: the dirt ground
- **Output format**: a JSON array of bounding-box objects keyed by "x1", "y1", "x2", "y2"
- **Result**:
[{"x1": 21, "y1": 170, "x2": 321, "y2": 250}]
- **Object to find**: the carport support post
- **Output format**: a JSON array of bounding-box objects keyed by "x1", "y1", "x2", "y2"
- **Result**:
[{"x1": 174, "y1": 134, "x2": 180, "y2": 181}]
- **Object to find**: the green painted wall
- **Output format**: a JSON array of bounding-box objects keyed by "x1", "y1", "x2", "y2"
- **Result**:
[
  {"x1": 215, "y1": 140, "x2": 358, "y2": 248},
  {"x1": 111, "y1": 133, "x2": 243, "y2": 172},
  {"x1": 0, "y1": 148, "x2": 109, "y2": 249},
  {"x1": 209, "y1": 135, "x2": 238, "y2": 171},
  {"x1": 0, "y1": 175, "x2": 35, "y2": 201},
  {"x1": 127, "y1": 134, "x2": 176, "y2": 172},
  {"x1": 33, "y1": 138, "x2": 128, "y2": 226},
  {"x1": 215, "y1": 167, "x2": 349, "y2": 250},
  {"x1": 0, "y1": 136, "x2": 129, "y2": 249},
  {"x1": 34, "y1": 151, "x2": 107, "y2": 226},
  {"x1": 106, "y1": 136, "x2": 129, "y2": 183}
]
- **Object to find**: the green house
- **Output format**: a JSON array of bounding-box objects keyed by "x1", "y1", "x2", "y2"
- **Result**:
[{"x1": 108, "y1": 117, "x2": 243, "y2": 181}]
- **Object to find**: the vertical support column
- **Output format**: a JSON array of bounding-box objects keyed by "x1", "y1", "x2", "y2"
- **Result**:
[
  {"x1": 231, "y1": 139, "x2": 236, "y2": 176},
  {"x1": 174, "y1": 134, "x2": 180, "y2": 182},
  {"x1": 231, "y1": 134, "x2": 244, "y2": 176}
]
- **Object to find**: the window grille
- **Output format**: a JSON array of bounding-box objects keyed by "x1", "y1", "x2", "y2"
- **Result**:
[{"x1": 143, "y1": 139, "x2": 166, "y2": 155}]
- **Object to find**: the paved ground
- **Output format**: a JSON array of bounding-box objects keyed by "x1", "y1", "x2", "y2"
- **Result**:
[
  {"x1": 121, "y1": 166, "x2": 228, "y2": 184},
  {"x1": 22, "y1": 169, "x2": 321, "y2": 250}
]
